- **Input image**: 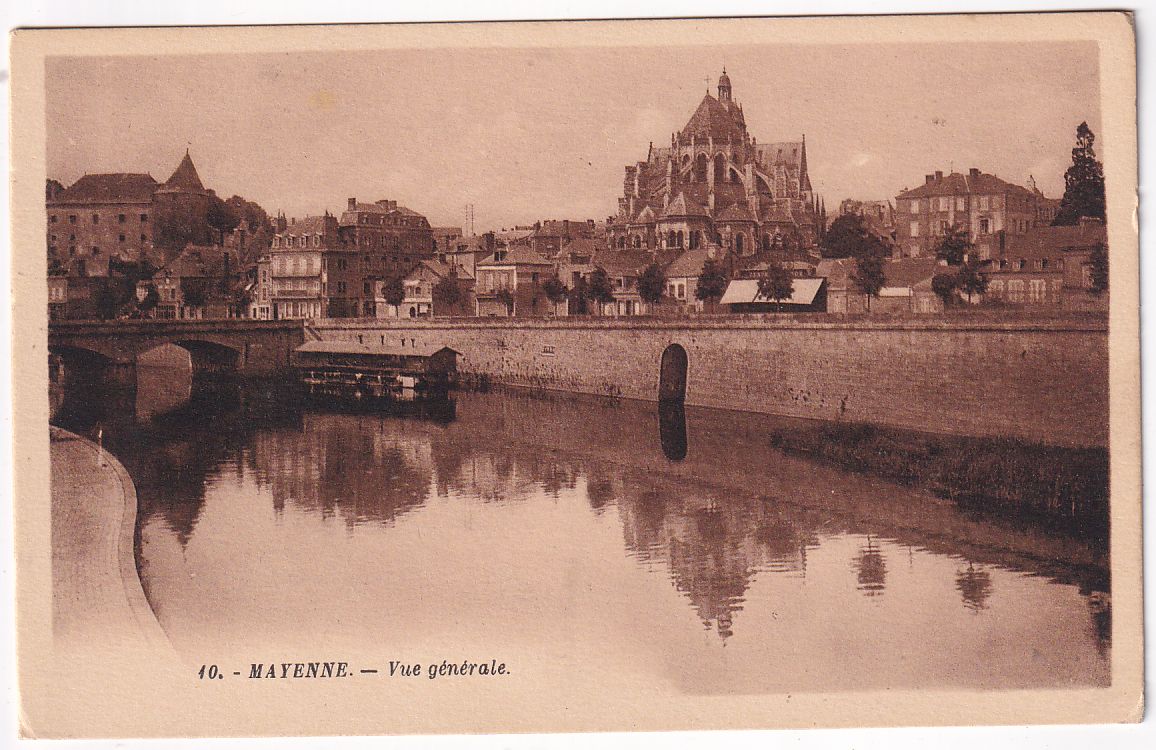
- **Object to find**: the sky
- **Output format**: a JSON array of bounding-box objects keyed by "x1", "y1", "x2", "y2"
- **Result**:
[{"x1": 45, "y1": 41, "x2": 1100, "y2": 233}]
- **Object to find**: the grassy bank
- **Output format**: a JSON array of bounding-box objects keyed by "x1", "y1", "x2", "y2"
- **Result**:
[{"x1": 766, "y1": 421, "x2": 1109, "y2": 548}]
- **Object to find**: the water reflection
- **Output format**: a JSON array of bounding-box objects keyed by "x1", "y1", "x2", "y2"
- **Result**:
[
  {"x1": 956, "y1": 562, "x2": 994, "y2": 612},
  {"x1": 51, "y1": 373, "x2": 1113, "y2": 690},
  {"x1": 658, "y1": 401, "x2": 688, "y2": 461},
  {"x1": 854, "y1": 536, "x2": 887, "y2": 597}
]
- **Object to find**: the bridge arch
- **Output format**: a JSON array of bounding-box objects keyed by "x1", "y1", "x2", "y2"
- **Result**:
[{"x1": 167, "y1": 339, "x2": 243, "y2": 376}]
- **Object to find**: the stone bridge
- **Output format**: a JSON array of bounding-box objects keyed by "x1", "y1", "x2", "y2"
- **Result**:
[{"x1": 48, "y1": 319, "x2": 306, "y2": 385}]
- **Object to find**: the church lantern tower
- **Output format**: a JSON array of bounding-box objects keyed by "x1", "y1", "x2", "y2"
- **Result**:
[{"x1": 718, "y1": 69, "x2": 732, "y2": 105}]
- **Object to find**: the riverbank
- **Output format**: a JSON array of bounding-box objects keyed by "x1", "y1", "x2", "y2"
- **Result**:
[
  {"x1": 50, "y1": 426, "x2": 172, "y2": 653},
  {"x1": 763, "y1": 419, "x2": 1109, "y2": 547}
]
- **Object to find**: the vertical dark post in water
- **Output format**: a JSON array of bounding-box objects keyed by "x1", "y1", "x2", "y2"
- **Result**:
[{"x1": 658, "y1": 344, "x2": 688, "y2": 403}]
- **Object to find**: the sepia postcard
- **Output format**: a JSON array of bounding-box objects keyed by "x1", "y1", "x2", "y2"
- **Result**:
[{"x1": 9, "y1": 12, "x2": 1142, "y2": 739}]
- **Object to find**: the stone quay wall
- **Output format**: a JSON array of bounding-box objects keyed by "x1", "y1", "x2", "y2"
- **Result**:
[{"x1": 312, "y1": 316, "x2": 1109, "y2": 448}]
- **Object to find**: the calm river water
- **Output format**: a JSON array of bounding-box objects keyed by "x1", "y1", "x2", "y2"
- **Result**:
[{"x1": 52, "y1": 349, "x2": 1110, "y2": 693}]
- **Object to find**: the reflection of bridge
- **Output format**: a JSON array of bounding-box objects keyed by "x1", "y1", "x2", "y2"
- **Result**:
[{"x1": 49, "y1": 319, "x2": 306, "y2": 385}]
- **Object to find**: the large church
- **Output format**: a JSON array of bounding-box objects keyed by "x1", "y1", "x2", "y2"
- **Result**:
[{"x1": 608, "y1": 71, "x2": 825, "y2": 259}]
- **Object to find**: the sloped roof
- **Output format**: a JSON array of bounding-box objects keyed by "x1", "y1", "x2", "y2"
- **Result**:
[
  {"x1": 761, "y1": 203, "x2": 798, "y2": 224},
  {"x1": 882, "y1": 257, "x2": 942, "y2": 288},
  {"x1": 631, "y1": 205, "x2": 657, "y2": 224},
  {"x1": 592, "y1": 249, "x2": 653, "y2": 277},
  {"x1": 297, "y1": 340, "x2": 458, "y2": 358},
  {"x1": 719, "y1": 277, "x2": 825, "y2": 306},
  {"x1": 756, "y1": 142, "x2": 805, "y2": 168},
  {"x1": 478, "y1": 244, "x2": 554, "y2": 266},
  {"x1": 680, "y1": 93, "x2": 747, "y2": 143},
  {"x1": 665, "y1": 246, "x2": 722, "y2": 279},
  {"x1": 714, "y1": 203, "x2": 757, "y2": 223},
  {"x1": 160, "y1": 152, "x2": 206, "y2": 192},
  {"x1": 406, "y1": 259, "x2": 453, "y2": 280},
  {"x1": 279, "y1": 215, "x2": 336, "y2": 237},
  {"x1": 662, "y1": 192, "x2": 709, "y2": 219},
  {"x1": 816, "y1": 257, "x2": 944, "y2": 291},
  {"x1": 51, "y1": 173, "x2": 158, "y2": 205},
  {"x1": 1003, "y1": 221, "x2": 1107, "y2": 259},
  {"x1": 897, "y1": 170, "x2": 1037, "y2": 200}
]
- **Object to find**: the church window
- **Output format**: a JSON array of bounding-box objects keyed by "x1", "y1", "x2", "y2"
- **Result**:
[
  {"x1": 694, "y1": 154, "x2": 707, "y2": 183},
  {"x1": 668, "y1": 230, "x2": 676, "y2": 248},
  {"x1": 633, "y1": 235, "x2": 641, "y2": 249},
  {"x1": 713, "y1": 154, "x2": 725, "y2": 184},
  {"x1": 979, "y1": 218, "x2": 991, "y2": 234},
  {"x1": 676, "y1": 230, "x2": 684, "y2": 248},
  {"x1": 735, "y1": 234, "x2": 745, "y2": 255},
  {"x1": 118, "y1": 214, "x2": 126, "y2": 223}
]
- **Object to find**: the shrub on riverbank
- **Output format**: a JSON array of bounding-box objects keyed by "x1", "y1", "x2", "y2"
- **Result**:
[{"x1": 766, "y1": 421, "x2": 1109, "y2": 546}]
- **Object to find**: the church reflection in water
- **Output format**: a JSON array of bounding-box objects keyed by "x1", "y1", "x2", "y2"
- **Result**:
[{"x1": 52, "y1": 371, "x2": 1112, "y2": 663}]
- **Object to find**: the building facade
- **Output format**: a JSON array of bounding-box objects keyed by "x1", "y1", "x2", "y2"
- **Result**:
[
  {"x1": 46, "y1": 151, "x2": 216, "y2": 277},
  {"x1": 894, "y1": 168, "x2": 1055, "y2": 260},
  {"x1": 608, "y1": 71, "x2": 825, "y2": 259}
]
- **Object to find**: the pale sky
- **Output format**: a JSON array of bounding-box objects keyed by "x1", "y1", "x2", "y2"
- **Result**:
[{"x1": 46, "y1": 41, "x2": 1100, "y2": 232}]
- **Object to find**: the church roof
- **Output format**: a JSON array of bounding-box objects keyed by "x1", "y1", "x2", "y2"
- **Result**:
[
  {"x1": 714, "y1": 204, "x2": 757, "y2": 223},
  {"x1": 631, "y1": 205, "x2": 657, "y2": 224},
  {"x1": 161, "y1": 152, "x2": 206, "y2": 193},
  {"x1": 761, "y1": 203, "x2": 798, "y2": 224},
  {"x1": 51, "y1": 173, "x2": 159, "y2": 205},
  {"x1": 679, "y1": 93, "x2": 746, "y2": 143},
  {"x1": 662, "y1": 192, "x2": 709, "y2": 219},
  {"x1": 756, "y1": 142, "x2": 806, "y2": 168}
]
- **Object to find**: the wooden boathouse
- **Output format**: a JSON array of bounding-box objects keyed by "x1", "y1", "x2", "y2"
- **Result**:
[{"x1": 294, "y1": 340, "x2": 459, "y2": 400}]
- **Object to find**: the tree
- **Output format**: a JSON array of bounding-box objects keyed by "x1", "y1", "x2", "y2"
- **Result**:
[
  {"x1": 206, "y1": 194, "x2": 242, "y2": 243},
  {"x1": 433, "y1": 273, "x2": 463, "y2": 314},
  {"x1": 695, "y1": 258, "x2": 728, "y2": 303},
  {"x1": 637, "y1": 263, "x2": 666, "y2": 305},
  {"x1": 852, "y1": 240, "x2": 887, "y2": 310},
  {"x1": 1088, "y1": 242, "x2": 1109, "y2": 295},
  {"x1": 496, "y1": 287, "x2": 515, "y2": 315},
  {"x1": 181, "y1": 279, "x2": 208, "y2": 309},
  {"x1": 587, "y1": 267, "x2": 615, "y2": 313},
  {"x1": 931, "y1": 273, "x2": 958, "y2": 307},
  {"x1": 934, "y1": 224, "x2": 971, "y2": 266},
  {"x1": 382, "y1": 276, "x2": 405, "y2": 309},
  {"x1": 542, "y1": 274, "x2": 568, "y2": 314},
  {"x1": 568, "y1": 276, "x2": 590, "y2": 315},
  {"x1": 956, "y1": 259, "x2": 989, "y2": 303},
  {"x1": 820, "y1": 213, "x2": 875, "y2": 259},
  {"x1": 1053, "y1": 122, "x2": 1106, "y2": 226},
  {"x1": 138, "y1": 285, "x2": 160, "y2": 315},
  {"x1": 757, "y1": 260, "x2": 794, "y2": 312}
]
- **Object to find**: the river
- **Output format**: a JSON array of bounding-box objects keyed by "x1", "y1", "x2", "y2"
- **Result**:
[{"x1": 50, "y1": 346, "x2": 1110, "y2": 693}]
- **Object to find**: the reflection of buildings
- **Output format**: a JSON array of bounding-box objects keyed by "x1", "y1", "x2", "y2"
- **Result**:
[
  {"x1": 854, "y1": 536, "x2": 887, "y2": 597},
  {"x1": 616, "y1": 486, "x2": 819, "y2": 639},
  {"x1": 247, "y1": 412, "x2": 434, "y2": 527}
]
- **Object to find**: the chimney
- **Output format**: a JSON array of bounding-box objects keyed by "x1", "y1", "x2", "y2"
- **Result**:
[
  {"x1": 925, "y1": 174, "x2": 935, "y2": 184},
  {"x1": 348, "y1": 197, "x2": 356, "y2": 210},
  {"x1": 935, "y1": 170, "x2": 943, "y2": 181},
  {"x1": 969, "y1": 168, "x2": 980, "y2": 178}
]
